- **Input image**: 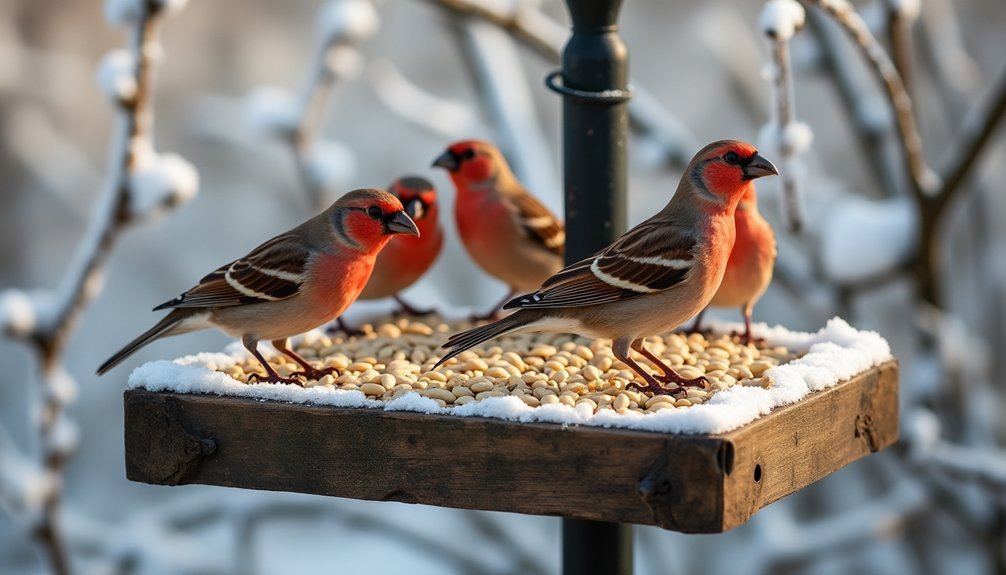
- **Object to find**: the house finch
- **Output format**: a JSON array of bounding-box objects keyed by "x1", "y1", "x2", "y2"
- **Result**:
[
  {"x1": 432, "y1": 140, "x2": 564, "y2": 319},
  {"x1": 334, "y1": 177, "x2": 444, "y2": 334},
  {"x1": 436, "y1": 140, "x2": 778, "y2": 395},
  {"x1": 97, "y1": 188, "x2": 420, "y2": 383},
  {"x1": 689, "y1": 186, "x2": 777, "y2": 344}
]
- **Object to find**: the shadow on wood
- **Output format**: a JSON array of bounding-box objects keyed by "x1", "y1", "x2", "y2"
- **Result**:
[{"x1": 124, "y1": 360, "x2": 898, "y2": 533}]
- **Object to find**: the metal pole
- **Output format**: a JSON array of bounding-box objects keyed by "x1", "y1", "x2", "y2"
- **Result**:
[{"x1": 547, "y1": 1, "x2": 633, "y2": 574}]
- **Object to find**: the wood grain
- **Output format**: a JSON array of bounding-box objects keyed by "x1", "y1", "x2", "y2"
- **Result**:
[{"x1": 124, "y1": 360, "x2": 898, "y2": 533}]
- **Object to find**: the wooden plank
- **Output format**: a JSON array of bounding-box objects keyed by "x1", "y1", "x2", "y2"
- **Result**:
[{"x1": 124, "y1": 360, "x2": 898, "y2": 533}]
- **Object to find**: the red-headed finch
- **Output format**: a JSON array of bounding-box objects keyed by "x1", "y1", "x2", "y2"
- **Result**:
[
  {"x1": 690, "y1": 186, "x2": 777, "y2": 344},
  {"x1": 358, "y1": 176, "x2": 444, "y2": 313},
  {"x1": 97, "y1": 188, "x2": 420, "y2": 383},
  {"x1": 433, "y1": 140, "x2": 564, "y2": 319},
  {"x1": 436, "y1": 141, "x2": 778, "y2": 395}
]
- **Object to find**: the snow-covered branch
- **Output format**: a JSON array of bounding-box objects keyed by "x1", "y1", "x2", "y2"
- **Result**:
[
  {"x1": 759, "y1": 0, "x2": 812, "y2": 233},
  {"x1": 0, "y1": 0, "x2": 196, "y2": 572},
  {"x1": 246, "y1": 0, "x2": 378, "y2": 209}
]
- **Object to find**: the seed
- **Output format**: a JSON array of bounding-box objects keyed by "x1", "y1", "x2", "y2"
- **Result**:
[
  {"x1": 424, "y1": 388, "x2": 455, "y2": 403},
  {"x1": 318, "y1": 374, "x2": 335, "y2": 386},
  {"x1": 645, "y1": 395, "x2": 676, "y2": 408},
  {"x1": 469, "y1": 380, "x2": 494, "y2": 393},
  {"x1": 454, "y1": 395, "x2": 475, "y2": 406},
  {"x1": 378, "y1": 374, "x2": 396, "y2": 389},
  {"x1": 519, "y1": 395, "x2": 540, "y2": 407},
  {"x1": 486, "y1": 366, "x2": 511, "y2": 379},
  {"x1": 550, "y1": 370, "x2": 569, "y2": 384},
  {"x1": 533, "y1": 387, "x2": 557, "y2": 399},
  {"x1": 613, "y1": 394, "x2": 630, "y2": 412},
  {"x1": 464, "y1": 358, "x2": 489, "y2": 372},
  {"x1": 422, "y1": 371, "x2": 447, "y2": 383},
  {"x1": 530, "y1": 345, "x2": 558, "y2": 358},
  {"x1": 646, "y1": 402, "x2": 673, "y2": 412},
  {"x1": 558, "y1": 394, "x2": 576, "y2": 407},
  {"x1": 575, "y1": 345, "x2": 594, "y2": 361},
  {"x1": 540, "y1": 394, "x2": 560, "y2": 405},
  {"x1": 348, "y1": 362, "x2": 371, "y2": 372},
  {"x1": 581, "y1": 365, "x2": 602, "y2": 382},
  {"x1": 452, "y1": 386, "x2": 474, "y2": 398},
  {"x1": 502, "y1": 351, "x2": 525, "y2": 371},
  {"x1": 674, "y1": 398, "x2": 693, "y2": 408},
  {"x1": 360, "y1": 383, "x2": 386, "y2": 396},
  {"x1": 749, "y1": 360, "x2": 773, "y2": 377},
  {"x1": 476, "y1": 390, "x2": 506, "y2": 400},
  {"x1": 575, "y1": 398, "x2": 597, "y2": 411},
  {"x1": 685, "y1": 388, "x2": 708, "y2": 399}
]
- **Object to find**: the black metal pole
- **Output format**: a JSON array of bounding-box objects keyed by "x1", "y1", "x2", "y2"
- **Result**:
[{"x1": 548, "y1": 1, "x2": 633, "y2": 574}]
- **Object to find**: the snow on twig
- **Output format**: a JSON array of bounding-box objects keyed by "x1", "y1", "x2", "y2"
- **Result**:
[{"x1": 760, "y1": 0, "x2": 812, "y2": 233}]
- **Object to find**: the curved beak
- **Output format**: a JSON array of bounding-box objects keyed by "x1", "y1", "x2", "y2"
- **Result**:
[
  {"x1": 432, "y1": 150, "x2": 459, "y2": 171},
  {"x1": 404, "y1": 197, "x2": 425, "y2": 220},
  {"x1": 742, "y1": 153, "x2": 779, "y2": 180},
  {"x1": 384, "y1": 210, "x2": 420, "y2": 237}
]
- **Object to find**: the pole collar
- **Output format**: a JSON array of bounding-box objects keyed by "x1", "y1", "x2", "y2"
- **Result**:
[{"x1": 545, "y1": 70, "x2": 634, "y2": 105}]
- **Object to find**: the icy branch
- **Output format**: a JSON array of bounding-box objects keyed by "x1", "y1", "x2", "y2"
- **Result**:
[
  {"x1": 904, "y1": 409, "x2": 1006, "y2": 491},
  {"x1": 760, "y1": 0, "x2": 811, "y2": 233},
  {"x1": 367, "y1": 59, "x2": 476, "y2": 138}
]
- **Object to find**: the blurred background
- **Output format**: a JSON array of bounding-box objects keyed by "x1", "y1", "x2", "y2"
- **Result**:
[{"x1": 1, "y1": 0, "x2": 1005, "y2": 573}]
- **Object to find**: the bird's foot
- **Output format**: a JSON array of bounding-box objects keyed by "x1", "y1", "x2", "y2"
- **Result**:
[
  {"x1": 296, "y1": 365, "x2": 338, "y2": 382},
  {"x1": 729, "y1": 330, "x2": 763, "y2": 347},
  {"x1": 627, "y1": 381, "x2": 687, "y2": 397},
  {"x1": 657, "y1": 374, "x2": 708, "y2": 389},
  {"x1": 392, "y1": 297, "x2": 438, "y2": 317},
  {"x1": 247, "y1": 372, "x2": 305, "y2": 386}
]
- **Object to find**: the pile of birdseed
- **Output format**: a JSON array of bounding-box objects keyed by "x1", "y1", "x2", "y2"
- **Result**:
[{"x1": 216, "y1": 317, "x2": 799, "y2": 413}]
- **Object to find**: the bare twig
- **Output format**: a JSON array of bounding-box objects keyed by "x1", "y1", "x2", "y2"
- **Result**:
[
  {"x1": 802, "y1": 0, "x2": 938, "y2": 198},
  {"x1": 936, "y1": 68, "x2": 1006, "y2": 213},
  {"x1": 883, "y1": 0, "x2": 917, "y2": 95}
]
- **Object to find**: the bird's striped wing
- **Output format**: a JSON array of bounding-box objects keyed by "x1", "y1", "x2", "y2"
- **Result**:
[
  {"x1": 154, "y1": 233, "x2": 311, "y2": 310},
  {"x1": 504, "y1": 221, "x2": 695, "y2": 310},
  {"x1": 512, "y1": 192, "x2": 565, "y2": 256}
]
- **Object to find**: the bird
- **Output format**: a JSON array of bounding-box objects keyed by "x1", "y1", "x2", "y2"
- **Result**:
[
  {"x1": 432, "y1": 140, "x2": 564, "y2": 320},
  {"x1": 436, "y1": 140, "x2": 778, "y2": 396},
  {"x1": 97, "y1": 188, "x2": 420, "y2": 384},
  {"x1": 688, "y1": 185, "x2": 777, "y2": 344},
  {"x1": 334, "y1": 177, "x2": 444, "y2": 334}
]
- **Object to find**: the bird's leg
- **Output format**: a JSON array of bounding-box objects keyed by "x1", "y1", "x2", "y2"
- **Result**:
[
  {"x1": 272, "y1": 338, "x2": 335, "y2": 382},
  {"x1": 471, "y1": 288, "x2": 516, "y2": 322},
  {"x1": 393, "y1": 294, "x2": 437, "y2": 317},
  {"x1": 687, "y1": 308, "x2": 708, "y2": 334},
  {"x1": 631, "y1": 339, "x2": 707, "y2": 389},
  {"x1": 328, "y1": 316, "x2": 365, "y2": 337},
  {"x1": 243, "y1": 336, "x2": 304, "y2": 386},
  {"x1": 610, "y1": 338, "x2": 683, "y2": 397},
  {"x1": 741, "y1": 304, "x2": 753, "y2": 346}
]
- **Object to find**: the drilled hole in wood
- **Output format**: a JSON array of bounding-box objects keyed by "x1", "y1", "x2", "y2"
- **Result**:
[{"x1": 753, "y1": 464, "x2": 763, "y2": 482}]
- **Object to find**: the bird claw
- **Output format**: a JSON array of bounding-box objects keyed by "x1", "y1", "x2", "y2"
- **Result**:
[
  {"x1": 627, "y1": 381, "x2": 688, "y2": 397},
  {"x1": 296, "y1": 366, "x2": 338, "y2": 381},
  {"x1": 247, "y1": 372, "x2": 305, "y2": 386},
  {"x1": 657, "y1": 374, "x2": 708, "y2": 389}
]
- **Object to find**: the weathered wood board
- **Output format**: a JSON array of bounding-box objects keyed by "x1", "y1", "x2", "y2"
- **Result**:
[{"x1": 123, "y1": 360, "x2": 898, "y2": 533}]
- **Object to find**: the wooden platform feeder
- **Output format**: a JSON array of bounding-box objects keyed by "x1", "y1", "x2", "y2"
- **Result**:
[
  {"x1": 124, "y1": 360, "x2": 898, "y2": 532},
  {"x1": 122, "y1": 1, "x2": 900, "y2": 573}
]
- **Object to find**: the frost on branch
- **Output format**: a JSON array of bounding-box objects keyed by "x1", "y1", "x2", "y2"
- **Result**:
[
  {"x1": 128, "y1": 153, "x2": 199, "y2": 220},
  {"x1": 759, "y1": 0, "x2": 806, "y2": 40},
  {"x1": 759, "y1": 0, "x2": 811, "y2": 233},
  {"x1": 820, "y1": 196, "x2": 916, "y2": 284},
  {"x1": 318, "y1": 0, "x2": 380, "y2": 46},
  {"x1": 105, "y1": 0, "x2": 189, "y2": 25},
  {"x1": 0, "y1": 290, "x2": 36, "y2": 338},
  {"x1": 244, "y1": 85, "x2": 299, "y2": 139},
  {"x1": 96, "y1": 50, "x2": 137, "y2": 105}
]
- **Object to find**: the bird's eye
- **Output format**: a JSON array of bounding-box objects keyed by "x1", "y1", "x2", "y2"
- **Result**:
[
  {"x1": 460, "y1": 148, "x2": 476, "y2": 160},
  {"x1": 366, "y1": 206, "x2": 383, "y2": 219},
  {"x1": 724, "y1": 151, "x2": 741, "y2": 165}
]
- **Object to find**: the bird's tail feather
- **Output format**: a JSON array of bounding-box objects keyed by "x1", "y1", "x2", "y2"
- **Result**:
[
  {"x1": 436, "y1": 311, "x2": 538, "y2": 368},
  {"x1": 96, "y1": 309, "x2": 194, "y2": 375}
]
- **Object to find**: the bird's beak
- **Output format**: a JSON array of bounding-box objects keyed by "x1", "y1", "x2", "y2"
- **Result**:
[
  {"x1": 404, "y1": 197, "x2": 425, "y2": 220},
  {"x1": 742, "y1": 153, "x2": 779, "y2": 180},
  {"x1": 384, "y1": 211, "x2": 420, "y2": 237},
  {"x1": 432, "y1": 150, "x2": 459, "y2": 171}
]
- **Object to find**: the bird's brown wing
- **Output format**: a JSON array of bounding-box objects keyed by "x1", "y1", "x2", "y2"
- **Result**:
[
  {"x1": 153, "y1": 233, "x2": 311, "y2": 310},
  {"x1": 504, "y1": 220, "x2": 696, "y2": 310},
  {"x1": 512, "y1": 192, "x2": 565, "y2": 257}
]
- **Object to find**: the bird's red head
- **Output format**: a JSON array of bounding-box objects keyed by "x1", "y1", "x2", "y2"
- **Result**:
[
  {"x1": 331, "y1": 188, "x2": 420, "y2": 252},
  {"x1": 389, "y1": 176, "x2": 440, "y2": 238},
  {"x1": 431, "y1": 140, "x2": 504, "y2": 186},
  {"x1": 690, "y1": 140, "x2": 778, "y2": 206}
]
